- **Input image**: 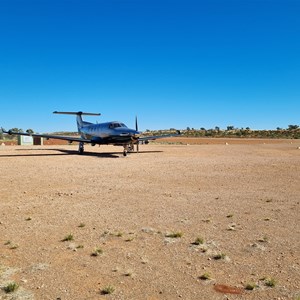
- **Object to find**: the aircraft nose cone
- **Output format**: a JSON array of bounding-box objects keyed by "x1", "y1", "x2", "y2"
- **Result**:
[
  {"x1": 119, "y1": 129, "x2": 140, "y2": 137},
  {"x1": 133, "y1": 131, "x2": 140, "y2": 137}
]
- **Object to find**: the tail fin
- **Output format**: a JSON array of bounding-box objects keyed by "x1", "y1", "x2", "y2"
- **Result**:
[{"x1": 53, "y1": 111, "x2": 101, "y2": 132}]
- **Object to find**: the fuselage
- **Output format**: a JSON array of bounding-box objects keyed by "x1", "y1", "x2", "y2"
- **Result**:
[{"x1": 79, "y1": 121, "x2": 140, "y2": 144}]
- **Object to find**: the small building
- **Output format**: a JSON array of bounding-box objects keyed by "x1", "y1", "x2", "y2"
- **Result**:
[{"x1": 18, "y1": 135, "x2": 43, "y2": 146}]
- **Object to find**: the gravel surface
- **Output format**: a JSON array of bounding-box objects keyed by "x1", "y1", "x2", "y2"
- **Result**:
[{"x1": 0, "y1": 141, "x2": 299, "y2": 300}]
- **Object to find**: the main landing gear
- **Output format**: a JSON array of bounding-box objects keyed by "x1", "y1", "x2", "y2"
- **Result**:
[{"x1": 79, "y1": 142, "x2": 84, "y2": 154}]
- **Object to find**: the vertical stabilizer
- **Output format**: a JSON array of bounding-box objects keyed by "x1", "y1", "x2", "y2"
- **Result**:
[{"x1": 76, "y1": 113, "x2": 84, "y2": 130}]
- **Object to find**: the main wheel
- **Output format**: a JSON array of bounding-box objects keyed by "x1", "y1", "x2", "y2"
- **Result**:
[{"x1": 79, "y1": 142, "x2": 84, "y2": 154}]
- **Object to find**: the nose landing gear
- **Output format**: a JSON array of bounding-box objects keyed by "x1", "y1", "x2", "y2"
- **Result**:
[
  {"x1": 124, "y1": 142, "x2": 139, "y2": 156},
  {"x1": 123, "y1": 144, "x2": 129, "y2": 156},
  {"x1": 127, "y1": 142, "x2": 139, "y2": 154}
]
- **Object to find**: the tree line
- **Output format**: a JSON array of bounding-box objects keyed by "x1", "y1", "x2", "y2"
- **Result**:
[
  {"x1": 145, "y1": 125, "x2": 300, "y2": 139},
  {"x1": 1, "y1": 125, "x2": 300, "y2": 140}
]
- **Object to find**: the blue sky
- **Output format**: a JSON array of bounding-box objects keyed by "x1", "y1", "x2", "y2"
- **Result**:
[{"x1": 0, "y1": 0, "x2": 299, "y2": 132}]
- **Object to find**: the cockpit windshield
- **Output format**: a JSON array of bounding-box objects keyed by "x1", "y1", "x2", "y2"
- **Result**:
[{"x1": 109, "y1": 122, "x2": 127, "y2": 129}]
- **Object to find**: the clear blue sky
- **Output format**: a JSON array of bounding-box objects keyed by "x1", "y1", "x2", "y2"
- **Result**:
[{"x1": 0, "y1": 0, "x2": 299, "y2": 132}]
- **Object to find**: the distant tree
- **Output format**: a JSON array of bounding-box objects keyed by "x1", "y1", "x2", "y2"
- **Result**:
[
  {"x1": 26, "y1": 129, "x2": 34, "y2": 134},
  {"x1": 200, "y1": 127, "x2": 206, "y2": 131},
  {"x1": 10, "y1": 128, "x2": 20, "y2": 133},
  {"x1": 186, "y1": 127, "x2": 191, "y2": 131},
  {"x1": 288, "y1": 125, "x2": 299, "y2": 130},
  {"x1": 215, "y1": 126, "x2": 220, "y2": 132},
  {"x1": 227, "y1": 125, "x2": 234, "y2": 131},
  {"x1": 7, "y1": 128, "x2": 24, "y2": 137},
  {"x1": 276, "y1": 127, "x2": 282, "y2": 131},
  {"x1": 246, "y1": 127, "x2": 250, "y2": 130}
]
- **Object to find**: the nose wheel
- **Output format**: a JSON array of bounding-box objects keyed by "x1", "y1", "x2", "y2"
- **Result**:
[
  {"x1": 128, "y1": 142, "x2": 139, "y2": 154},
  {"x1": 123, "y1": 144, "x2": 129, "y2": 156}
]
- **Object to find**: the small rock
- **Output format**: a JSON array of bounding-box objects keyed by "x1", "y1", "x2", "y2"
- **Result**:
[{"x1": 141, "y1": 227, "x2": 156, "y2": 233}]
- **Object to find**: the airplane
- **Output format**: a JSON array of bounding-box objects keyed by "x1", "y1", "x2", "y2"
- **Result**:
[{"x1": 1, "y1": 111, "x2": 180, "y2": 156}]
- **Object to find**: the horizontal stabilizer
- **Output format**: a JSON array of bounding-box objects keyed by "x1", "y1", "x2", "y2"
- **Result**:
[{"x1": 53, "y1": 111, "x2": 101, "y2": 116}]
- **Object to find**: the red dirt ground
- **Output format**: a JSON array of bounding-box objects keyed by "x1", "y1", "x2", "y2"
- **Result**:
[{"x1": 0, "y1": 140, "x2": 299, "y2": 300}]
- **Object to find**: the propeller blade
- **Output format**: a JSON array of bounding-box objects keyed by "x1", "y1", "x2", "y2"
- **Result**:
[
  {"x1": 135, "y1": 116, "x2": 138, "y2": 131},
  {"x1": 135, "y1": 116, "x2": 139, "y2": 153}
]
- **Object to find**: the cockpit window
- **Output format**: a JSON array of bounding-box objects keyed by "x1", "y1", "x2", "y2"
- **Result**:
[{"x1": 109, "y1": 123, "x2": 127, "y2": 129}]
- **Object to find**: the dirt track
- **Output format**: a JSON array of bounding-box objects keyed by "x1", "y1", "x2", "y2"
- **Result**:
[{"x1": 0, "y1": 141, "x2": 299, "y2": 299}]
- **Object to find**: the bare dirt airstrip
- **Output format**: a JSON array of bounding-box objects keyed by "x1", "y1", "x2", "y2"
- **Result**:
[{"x1": 0, "y1": 138, "x2": 299, "y2": 300}]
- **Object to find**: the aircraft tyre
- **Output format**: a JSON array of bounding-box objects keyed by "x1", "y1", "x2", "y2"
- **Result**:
[{"x1": 79, "y1": 142, "x2": 84, "y2": 154}]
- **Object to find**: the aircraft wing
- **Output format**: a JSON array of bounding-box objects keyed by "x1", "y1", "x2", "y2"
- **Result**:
[
  {"x1": 138, "y1": 130, "x2": 181, "y2": 142},
  {"x1": 2, "y1": 130, "x2": 92, "y2": 144}
]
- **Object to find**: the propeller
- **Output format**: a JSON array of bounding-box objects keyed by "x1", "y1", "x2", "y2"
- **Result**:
[{"x1": 135, "y1": 116, "x2": 139, "y2": 153}]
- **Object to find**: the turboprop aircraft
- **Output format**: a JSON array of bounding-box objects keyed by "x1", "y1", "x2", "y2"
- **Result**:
[{"x1": 2, "y1": 111, "x2": 180, "y2": 156}]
